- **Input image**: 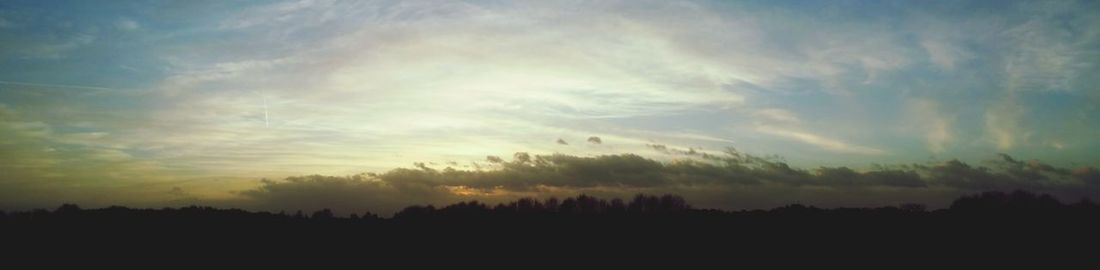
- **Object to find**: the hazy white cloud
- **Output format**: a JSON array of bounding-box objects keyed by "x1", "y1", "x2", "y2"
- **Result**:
[
  {"x1": 115, "y1": 18, "x2": 139, "y2": 31},
  {"x1": 754, "y1": 108, "x2": 802, "y2": 124},
  {"x1": 906, "y1": 98, "x2": 954, "y2": 154},
  {"x1": 920, "y1": 39, "x2": 971, "y2": 70},
  {"x1": 0, "y1": 103, "x2": 226, "y2": 209},
  {"x1": 985, "y1": 95, "x2": 1027, "y2": 151},
  {"x1": 19, "y1": 33, "x2": 95, "y2": 60}
]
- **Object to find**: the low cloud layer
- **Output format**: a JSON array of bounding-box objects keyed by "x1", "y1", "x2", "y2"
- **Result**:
[{"x1": 232, "y1": 149, "x2": 1100, "y2": 215}]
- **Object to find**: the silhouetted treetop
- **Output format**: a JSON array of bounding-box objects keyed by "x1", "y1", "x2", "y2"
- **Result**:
[{"x1": 950, "y1": 190, "x2": 1064, "y2": 212}]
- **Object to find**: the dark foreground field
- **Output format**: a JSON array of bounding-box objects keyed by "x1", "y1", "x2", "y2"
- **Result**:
[{"x1": 4, "y1": 191, "x2": 1099, "y2": 263}]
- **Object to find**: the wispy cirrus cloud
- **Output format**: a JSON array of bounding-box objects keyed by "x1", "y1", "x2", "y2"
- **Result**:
[{"x1": 752, "y1": 108, "x2": 886, "y2": 155}]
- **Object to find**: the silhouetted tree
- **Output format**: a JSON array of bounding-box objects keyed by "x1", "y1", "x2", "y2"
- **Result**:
[
  {"x1": 544, "y1": 197, "x2": 560, "y2": 212},
  {"x1": 609, "y1": 198, "x2": 626, "y2": 213},
  {"x1": 55, "y1": 204, "x2": 81, "y2": 215},
  {"x1": 359, "y1": 212, "x2": 380, "y2": 221},
  {"x1": 899, "y1": 203, "x2": 926, "y2": 212},
  {"x1": 628, "y1": 194, "x2": 688, "y2": 212},
  {"x1": 515, "y1": 197, "x2": 542, "y2": 213},
  {"x1": 559, "y1": 197, "x2": 580, "y2": 213},
  {"x1": 950, "y1": 190, "x2": 1065, "y2": 212},
  {"x1": 394, "y1": 205, "x2": 436, "y2": 220}
]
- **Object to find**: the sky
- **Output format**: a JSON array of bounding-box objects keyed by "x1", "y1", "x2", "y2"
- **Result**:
[{"x1": 1, "y1": 0, "x2": 1099, "y2": 214}]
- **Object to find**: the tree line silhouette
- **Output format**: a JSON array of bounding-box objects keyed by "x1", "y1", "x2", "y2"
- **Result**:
[
  {"x1": 5, "y1": 191, "x2": 1099, "y2": 228},
  {"x1": 5, "y1": 191, "x2": 1100, "y2": 258}
]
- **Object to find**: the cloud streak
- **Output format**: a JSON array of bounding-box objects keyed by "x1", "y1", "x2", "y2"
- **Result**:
[{"x1": 753, "y1": 108, "x2": 886, "y2": 155}]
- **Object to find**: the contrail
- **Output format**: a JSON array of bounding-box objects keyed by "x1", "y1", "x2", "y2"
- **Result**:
[
  {"x1": 263, "y1": 93, "x2": 269, "y2": 127},
  {"x1": 0, "y1": 80, "x2": 123, "y2": 91},
  {"x1": 255, "y1": 90, "x2": 269, "y2": 128}
]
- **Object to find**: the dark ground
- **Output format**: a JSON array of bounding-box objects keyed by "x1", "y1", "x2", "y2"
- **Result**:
[{"x1": 3, "y1": 191, "x2": 1098, "y2": 265}]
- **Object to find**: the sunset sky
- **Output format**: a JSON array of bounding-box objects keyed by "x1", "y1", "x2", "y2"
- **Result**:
[{"x1": 2, "y1": 0, "x2": 1099, "y2": 214}]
